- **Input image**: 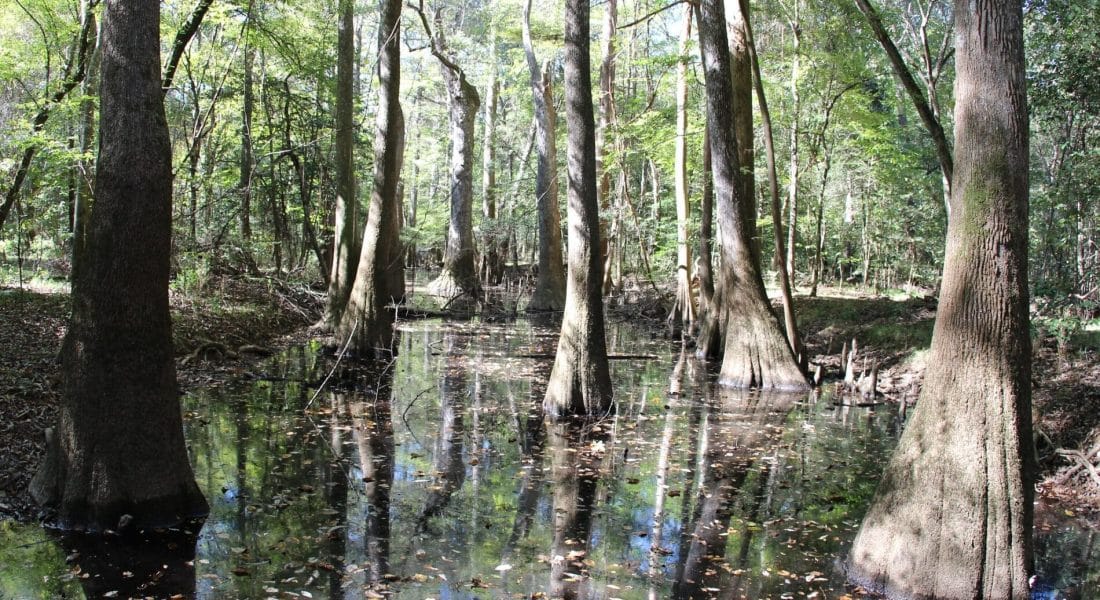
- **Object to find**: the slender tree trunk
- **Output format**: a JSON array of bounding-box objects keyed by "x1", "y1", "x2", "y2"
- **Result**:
[
  {"x1": 337, "y1": 0, "x2": 405, "y2": 357},
  {"x1": 785, "y1": 9, "x2": 801, "y2": 282},
  {"x1": 737, "y1": 0, "x2": 801, "y2": 359},
  {"x1": 481, "y1": 30, "x2": 503, "y2": 285},
  {"x1": 523, "y1": 0, "x2": 566, "y2": 311},
  {"x1": 853, "y1": 0, "x2": 954, "y2": 206},
  {"x1": 161, "y1": 0, "x2": 214, "y2": 93},
  {"x1": 324, "y1": 0, "x2": 362, "y2": 328},
  {"x1": 697, "y1": 127, "x2": 715, "y2": 314},
  {"x1": 670, "y1": 6, "x2": 695, "y2": 335},
  {"x1": 544, "y1": 0, "x2": 614, "y2": 419},
  {"x1": 846, "y1": 2, "x2": 1034, "y2": 597},
  {"x1": 30, "y1": 0, "x2": 208, "y2": 531},
  {"x1": 809, "y1": 152, "x2": 830, "y2": 297},
  {"x1": 597, "y1": 0, "x2": 618, "y2": 294},
  {"x1": 698, "y1": 0, "x2": 808, "y2": 390},
  {"x1": 239, "y1": 38, "x2": 256, "y2": 265}
]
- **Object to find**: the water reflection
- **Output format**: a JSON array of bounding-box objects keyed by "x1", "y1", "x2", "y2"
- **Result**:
[
  {"x1": 59, "y1": 525, "x2": 202, "y2": 599},
  {"x1": 548, "y1": 419, "x2": 609, "y2": 599},
  {"x1": 2, "y1": 318, "x2": 1099, "y2": 599}
]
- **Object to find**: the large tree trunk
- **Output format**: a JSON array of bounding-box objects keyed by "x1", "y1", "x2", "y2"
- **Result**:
[
  {"x1": 337, "y1": 0, "x2": 404, "y2": 357},
  {"x1": 30, "y1": 0, "x2": 208, "y2": 532},
  {"x1": 421, "y1": 8, "x2": 480, "y2": 300},
  {"x1": 544, "y1": 0, "x2": 614, "y2": 419},
  {"x1": 523, "y1": 0, "x2": 567, "y2": 312},
  {"x1": 698, "y1": 0, "x2": 808, "y2": 391},
  {"x1": 845, "y1": 1, "x2": 1034, "y2": 597},
  {"x1": 323, "y1": 0, "x2": 362, "y2": 328}
]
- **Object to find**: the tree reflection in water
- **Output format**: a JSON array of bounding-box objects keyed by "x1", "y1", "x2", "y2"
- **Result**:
[
  {"x1": 349, "y1": 364, "x2": 395, "y2": 587},
  {"x1": 59, "y1": 521, "x2": 202, "y2": 599},
  {"x1": 674, "y1": 388, "x2": 800, "y2": 599},
  {"x1": 6, "y1": 320, "x2": 1094, "y2": 598},
  {"x1": 548, "y1": 418, "x2": 609, "y2": 600}
]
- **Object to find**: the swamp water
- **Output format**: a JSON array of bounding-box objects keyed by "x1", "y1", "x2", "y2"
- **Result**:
[{"x1": 1, "y1": 317, "x2": 1098, "y2": 599}]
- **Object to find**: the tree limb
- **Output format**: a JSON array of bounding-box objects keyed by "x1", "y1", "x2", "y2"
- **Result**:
[
  {"x1": 1, "y1": 0, "x2": 99, "y2": 236},
  {"x1": 163, "y1": 0, "x2": 216, "y2": 93},
  {"x1": 852, "y1": 0, "x2": 953, "y2": 188}
]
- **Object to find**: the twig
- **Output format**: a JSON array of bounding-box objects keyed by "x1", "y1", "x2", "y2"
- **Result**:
[{"x1": 303, "y1": 320, "x2": 358, "y2": 411}]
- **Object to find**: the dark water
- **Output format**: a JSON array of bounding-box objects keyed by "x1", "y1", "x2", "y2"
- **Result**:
[{"x1": 1, "y1": 317, "x2": 1098, "y2": 599}]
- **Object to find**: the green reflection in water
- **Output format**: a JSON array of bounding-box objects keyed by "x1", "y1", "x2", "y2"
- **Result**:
[
  {"x1": 1, "y1": 318, "x2": 1098, "y2": 599},
  {"x1": 0, "y1": 521, "x2": 82, "y2": 599}
]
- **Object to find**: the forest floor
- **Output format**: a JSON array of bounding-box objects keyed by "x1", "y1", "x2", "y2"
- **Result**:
[
  {"x1": 1, "y1": 276, "x2": 1098, "y2": 523},
  {"x1": 0, "y1": 276, "x2": 323, "y2": 522}
]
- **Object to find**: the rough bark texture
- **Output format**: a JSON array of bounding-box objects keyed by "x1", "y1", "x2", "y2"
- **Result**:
[
  {"x1": 698, "y1": 0, "x2": 808, "y2": 390},
  {"x1": 30, "y1": 0, "x2": 208, "y2": 532},
  {"x1": 523, "y1": 0, "x2": 566, "y2": 312},
  {"x1": 423, "y1": 9, "x2": 480, "y2": 300},
  {"x1": 846, "y1": 1, "x2": 1034, "y2": 597},
  {"x1": 324, "y1": 0, "x2": 361, "y2": 328},
  {"x1": 337, "y1": 0, "x2": 404, "y2": 357},
  {"x1": 544, "y1": 0, "x2": 614, "y2": 419}
]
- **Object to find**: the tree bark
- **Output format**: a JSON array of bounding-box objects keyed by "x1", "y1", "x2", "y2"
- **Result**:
[
  {"x1": 669, "y1": 6, "x2": 695, "y2": 334},
  {"x1": 323, "y1": 0, "x2": 362, "y2": 328},
  {"x1": 337, "y1": 0, "x2": 404, "y2": 357},
  {"x1": 736, "y1": 0, "x2": 801, "y2": 359},
  {"x1": 30, "y1": 0, "x2": 208, "y2": 531},
  {"x1": 698, "y1": 0, "x2": 808, "y2": 390},
  {"x1": 544, "y1": 0, "x2": 614, "y2": 419},
  {"x1": 846, "y1": 1, "x2": 1034, "y2": 597},
  {"x1": 418, "y1": 5, "x2": 480, "y2": 300},
  {"x1": 597, "y1": 0, "x2": 618, "y2": 294},
  {"x1": 523, "y1": 0, "x2": 566, "y2": 312}
]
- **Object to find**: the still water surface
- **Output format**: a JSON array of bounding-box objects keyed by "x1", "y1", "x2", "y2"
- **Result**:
[{"x1": 1, "y1": 317, "x2": 1097, "y2": 599}]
